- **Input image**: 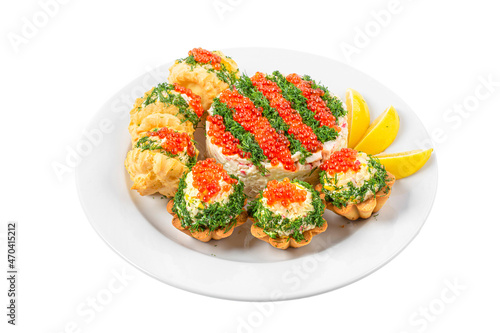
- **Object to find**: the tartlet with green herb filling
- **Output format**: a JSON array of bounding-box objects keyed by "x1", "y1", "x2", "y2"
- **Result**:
[
  {"x1": 206, "y1": 71, "x2": 348, "y2": 198},
  {"x1": 315, "y1": 148, "x2": 395, "y2": 220},
  {"x1": 247, "y1": 178, "x2": 327, "y2": 250},
  {"x1": 168, "y1": 48, "x2": 239, "y2": 111},
  {"x1": 125, "y1": 127, "x2": 198, "y2": 197},
  {"x1": 129, "y1": 82, "x2": 204, "y2": 142},
  {"x1": 167, "y1": 158, "x2": 248, "y2": 242}
]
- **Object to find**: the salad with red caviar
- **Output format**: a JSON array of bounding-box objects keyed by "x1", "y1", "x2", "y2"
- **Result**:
[
  {"x1": 316, "y1": 148, "x2": 395, "y2": 220},
  {"x1": 167, "y1": 159, "x2": 247, "y2": 242},
  {"x1": 247, "y1": 178, "x2": 327, "y2": 249},
  {"x1": 206, "y1": 70, "x2": 348, "y2": 198}
]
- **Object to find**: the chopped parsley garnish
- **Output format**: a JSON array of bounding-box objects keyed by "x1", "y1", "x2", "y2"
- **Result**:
[
  {"x1": 135, "y1": 136, "x2": 162, "y2": 151},
  {"x1": 210, "y1": 98, "x2": 268, "y2": 175},
  {"x1": 176, "y1": 55, "x2": 239, "y2": 86},
  {"x1": 271, "y1": 71, "x2": 344, "y2": 143},
  {"x1": 135, "y1": 135, "x2": 196, "y2": 167},
  {"x1": 139, "y1": 83, "x2": 201, "y2": 126},
  {"x1": 173, "y1": 173, "x2": 246, "y2": 232},
  {"x1": 236, "y1": 75, "x2": 311, "y2": 163},
  {"x1": 302, "y1": 74, "x2": 347, "y2": 120},
  {"x1": 247, "y1": 180, "x2": 325, "y2": 242},
  {"x1": 215, "y1": 63, "x2": 239, "y2": 86},
  {"x1": 320, "y1": 156, "x2": 389, "y2": 208}
]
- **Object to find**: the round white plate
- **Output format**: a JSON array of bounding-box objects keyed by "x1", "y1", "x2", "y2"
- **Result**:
[{"x1": 76, "y1": 48, "x2": 438, "y2": 301}]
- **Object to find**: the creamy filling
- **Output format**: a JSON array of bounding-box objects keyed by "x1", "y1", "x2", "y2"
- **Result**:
[
  {"x1": 322, "y1": 152, "x2": 379, "y2": 202},
  {"x1": 261, "y1": 183, "x2": 315, "y2": 237}
]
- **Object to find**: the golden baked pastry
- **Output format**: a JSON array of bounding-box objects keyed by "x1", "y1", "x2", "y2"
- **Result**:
[
  {"x1": 247, "y1": 178, "x2": 327, "y2": 249},
  {"x1": 128, "y1": 82, "x2": 203, "y2": 142},
  {"x1": 250, "y1": 218, "x2": 327, "y2": 250},
  {"x1": 167, "y1": 200, "x2": 247, "y2": 242},
  {"x1": 129, "y1": 112, "x2": 194, "y2": 144},
  {"x1": 168, "y1": 48, "x2": 239, "y2": 110},
  {"x1": 318, "y1": 148, "x2": 395, "y2": 220},
  {"x1": 125, "y1": 127, "x2": 198, "y2": 197}
]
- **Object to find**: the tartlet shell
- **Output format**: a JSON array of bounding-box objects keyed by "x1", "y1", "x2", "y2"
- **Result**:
[
  {"x1": 166, "y1": 198, "x2": 248, "y2": 242},
  {"x1": 315, "y1": 171, "x2": 396, "y2": 220},
  {"x1": 249, "y1": 217, "x2": 328, "y2": 250}
]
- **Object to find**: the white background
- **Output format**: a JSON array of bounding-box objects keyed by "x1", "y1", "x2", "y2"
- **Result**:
[{"x1": 1, "y1": 0, "x2": 499, "y2": 332}]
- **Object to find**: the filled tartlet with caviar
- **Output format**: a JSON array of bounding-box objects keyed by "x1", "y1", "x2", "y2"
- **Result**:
[
  {"x1": 206, "y1": 71, "x2": 348, "y2": 198},
  {"x1": 125, "y1": 127, "x2": 198, "y2": 197},
  {"x1": 315, "y1": 148, "x2": 395, "y2": 220},
  {"x1": 167, "y1": 158, "x2": 248, "y2": 242},
  {"x1": 247, "y1": 178, "x2": 327, "y2": 250},
  {"x1": 168, "y1": 48, "x2": 240, "y2": 111},
  {"x1": 129, "y1": 82, "x2": 204, "y2": 142}
]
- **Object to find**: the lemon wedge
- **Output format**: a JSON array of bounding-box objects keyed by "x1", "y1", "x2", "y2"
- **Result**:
[
  {"x1": 354, "y1": 105, "x2": 400, "y2": 155},
  {"x1": 376, "y1": 149, "x2": 433, "y2": 179},
  {"x1": 345, "y1": 88, "x2": 370, "y2": 148}
]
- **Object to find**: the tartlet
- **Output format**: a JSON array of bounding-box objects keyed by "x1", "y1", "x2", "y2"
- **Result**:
[
  {"x1": 168, "y1": 48, "x2": 240, "y2": 110},
  {"x1": 206, "y1": 71, "x2": 348, "y2": 198},
  {"x1": 247, "y1": 178, "x2": 327, "y2": 249},
  {"x1": 125, "y1": 127, "x2": 198, "y2": 197},
  {"x1": 167, "y1": 158, "x2": 247, "y2": 242},
  {"x1": 129, "y1": 82, "x2": 203, "y2": 142},
  {"x1": 316, "y1": 148, "x2": 395, "y2": 220}
]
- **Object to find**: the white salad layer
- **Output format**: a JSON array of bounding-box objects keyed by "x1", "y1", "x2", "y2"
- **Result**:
[{"x1": 206, "y1": 119, "x2": 348, "y2": 198}]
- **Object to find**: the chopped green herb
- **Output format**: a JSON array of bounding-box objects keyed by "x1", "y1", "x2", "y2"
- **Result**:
[
  {"x1": 135, "y1": 135, "x2": 196, "y2": 167},
  {"x1": 173, "y1": 172, "x2": 246, "y2": 233},
  {"x1": 302, "y1": 74, "x2": 347, "y2": 120},
  {"x1": 247, "y1": 180, "x2": 324, "y2": 242},
  {"x1": 236, "y1": 75, "x2": 311, "y2": 163},
  {"x1": 271, "y1": 71, "x2": 344, "y2": 144},
  {"x1": 140, "y1": 82, "x2": 201, "y2": 126},
  {"x1": 210, "y1": 98, "x2": 268, "y2": 175},
  {"x1": 320, "y1": 156, "x2": 389, "y2": 208},
  {"x1": 176, "y1": 54, "x2": 239, "y2": 86}
]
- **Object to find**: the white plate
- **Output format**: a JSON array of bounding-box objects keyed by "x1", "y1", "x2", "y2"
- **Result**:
[{"x1": 76, "y1": 48, "x2": 438, "y2": 301}]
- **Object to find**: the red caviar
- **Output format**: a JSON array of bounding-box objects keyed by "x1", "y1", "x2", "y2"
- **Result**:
[
  {"x1": 286, "y1": 74, "x2": 339, "y2": 131},
  {"x1": 263, "y1": 178, "x2": 307, "y2": 208},
  {"x1": 191, "y1": 158, "x2": 237, "y2": 202},
  {"x1": 207, "y1": 114, "x2": 250, "y2": 159},
  {"x1": 219, "y1": 89, "x2": 296, "y2": 171},
  {"x1": 188, "y1": 48, "x2": 222, "y2": 70},
  {"x1": 148, "y1": 127, "x2": 196, "y2": 157},
  {"x1": 173, "y1": 83, "x2": 204, "y2": 117},
  {"x1": 320, "y1": 148, "x2": 361, "y2": 175},
  {"x1": 251, "y1": 72, "x2": 323, "y2": 153}
]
